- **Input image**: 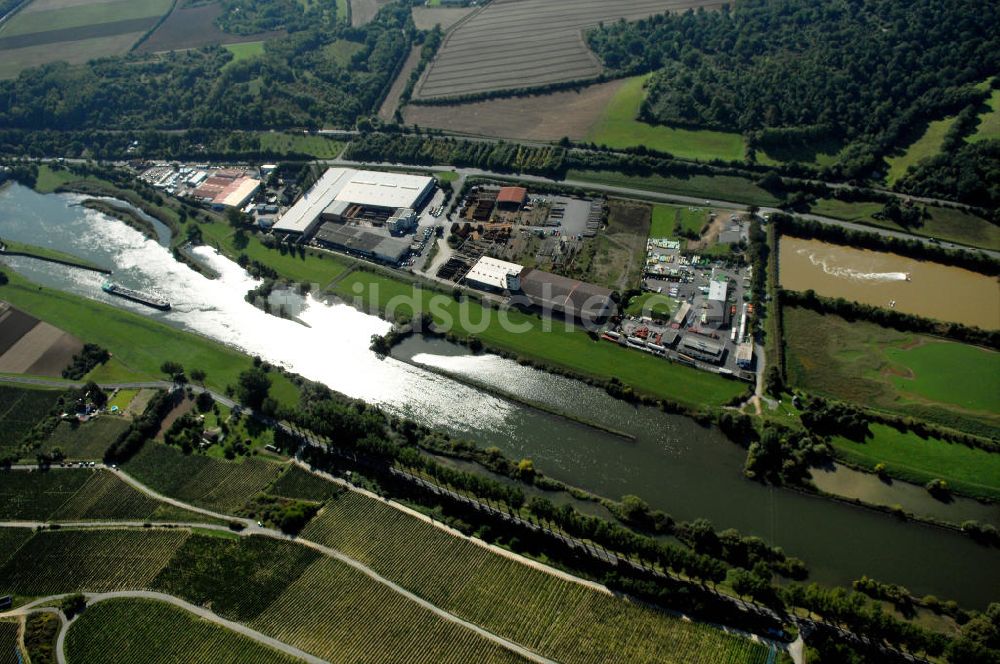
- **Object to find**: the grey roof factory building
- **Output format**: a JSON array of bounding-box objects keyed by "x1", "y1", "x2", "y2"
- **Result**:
[
  {"x1": 314, "y1": 223, "x2": 410, "y2": 265},
  {"x1": 517, "y1": 269, "x2": 615, "y2": 324}
]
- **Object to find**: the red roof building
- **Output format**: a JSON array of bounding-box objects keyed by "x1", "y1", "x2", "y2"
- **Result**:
[{"x1": 496, "y1": 186, "x2": 527, "y2": 208}]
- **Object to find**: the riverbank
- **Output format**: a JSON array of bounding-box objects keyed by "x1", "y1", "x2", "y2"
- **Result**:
[
  {"x1": 0, "y1": 238, "x2": 110, "y2": 274},
  {"x1": 80, "y1": 199, "x2": 158, "y2": 241}
]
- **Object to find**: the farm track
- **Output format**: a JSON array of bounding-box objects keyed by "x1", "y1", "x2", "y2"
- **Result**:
[
  {"x1": 416, "y1": 0, "x2": 723, "y2": 99},
  {"x1": 0, "y1": 466, "x2": 554, "y2": 664}
]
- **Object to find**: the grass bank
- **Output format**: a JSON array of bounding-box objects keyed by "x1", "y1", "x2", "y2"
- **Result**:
[
  {"x1": 0, "y1": 270, "x2": 300, "y2": 407},
  {"x1": 885, "y1": 116, "x2": 958, "y2": 185},
  {"x1": 831, "y1": 423, "x2": 1000, "y2": 503},
  {"x1": 329, "y1": 268, "x2": 747, "y2": 409},
  {"x1": 0, "y1": 237, "x2": 109, "y2": 272}
]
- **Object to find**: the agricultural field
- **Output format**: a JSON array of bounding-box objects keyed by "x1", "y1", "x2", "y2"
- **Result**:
[
  {"x1": 0, "y1": 385, "x2": 63, "y2": 454},
  {"x1": 403, "y1": 79, "x2": 626, "y2": 141},
  {"x1": 414, "y1": 0, "x2": 725, "y2": 100},
  {"x1": 328, "y1": 270, "x2": 748, "y2": 408},
  {"x1": 151, "y1": 534, "x2": 319, "y2": 621},
  {"x1": 885, "y1": 116, "x2": 958, "y2": 185},
  {"x1": 266, "y1": 466, "x2": 345, "y2": 502},
  {"x1": 830, "y1": 423, "x2": 1000, "y2": 503},
  {"x1": 0, "y1": 469, "x2": 218, "y2": 523},
  {"x1": 585, "y1": 76, "x2": 746, "y2": 162},
  {"x1": 566, "y1": 170, "x2": 780, "y2": 207},
  {"x1": 411, "y1": 5, "x2": 476, "y2": 31},
  {"x1": 123, "y1": 442, "x2": 286, "y2": 513},
  {"x1": 303, "y1": 490, "x2": 770, "y2": 664},
  {"x1": 66, "y1": 599, "x2": 302, "y2": 664},
  {"x1": 0, "y1": 304, "x2": 82, "y2": 378},
  {"x1": 783, "y1": 306, "x2": 1000, "y2": 437},
  {"x1": 0, "y1": 620, "x2": 19, "y2": 664},
  {"x1": 257, "y1": 132, "x2": 344, "y2": 159},
  {"x1": 135, "y1": 1, "x2": 285, "y2": 53},
  {"x1": 379, "y1": 44, "x2": 421, "y2": 121},
  {"x1": 0, "y1": 529, "x2": 188, "y2": 595},
  {"x1": 350, "y1": 0, "x2": 391, "y2": 26},
  {"x1": 0, "y1": 0, "x2": 173, "y2": 79},
  {"x1": 222, "y1": 40, "x2": 265, "y2": 67},
  {"x1": 0, "y1": 529, "x2": 32, "y2": 569},
  {"x1": 21, "y1": 612, "x2": 58, "y2": 664},
  {"x1": 39, "y1": 417, "x2": 131, "y2": 460}
]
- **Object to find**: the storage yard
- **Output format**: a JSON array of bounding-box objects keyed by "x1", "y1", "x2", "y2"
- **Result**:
[
  {"x1": 413, "y1": 0, "x2": 725, "y2": 100},
  {"x1": 139, "y1": 164, "x2": 261, "y2": 210}
]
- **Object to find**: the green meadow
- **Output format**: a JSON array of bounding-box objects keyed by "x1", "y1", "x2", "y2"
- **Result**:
[
  {"x1": 567, "y1": 170, "x2": 779, "y2": 208},
  {"x1": 969, "y1": 88, "x2": 1000, "y2": 143},
  {"x1": 784, "y1": 306, "x2": 1000, "y2": 437},
  {"x1": 885, "y1": 116, "x2": 958, "y2": 185},
  {"x1": 831, "y1": 423, "x2": 1000, "y2": 503},
  {"x1": 585, "y1": 76, "x2": 746, "y2": 163}
]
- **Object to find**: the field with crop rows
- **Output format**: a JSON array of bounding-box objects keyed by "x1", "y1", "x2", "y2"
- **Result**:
[
  {"x1": 0, "y1": 386, "x2": 63, "y2": 454},
  {"x1": 416, "y1": 0, "x2": 723, "y2": 100},
  {"x1": 124, "y1": 443, "x2": 285, "y2": 512},
  {"x1": 0, "y1": 529, "x2": 32, "y2": 570},
  {"x1": 0, "y1": 529, "x2": 188, "y2": 595},
  {"x1": 0, "y1": 621, "x2": 19, "y2": 664},
  {"x1": 66, "y1": 599, "x2": 302, "y2": 664},
  {"x1": 303, "y1": 491, "x2": 769, "y2": 664},
  {"x1": 0, "y1": 469, "x2": 91, "y2": 520},
  {"x1": 40, "y1": 417, "x2": 131, "y2": 460},
  {"x1": 250, "y1": 557, "x2": 529, "y2": 663},
  {"x1": 266, "y1": 466, "x2": 345, "y2": 502},
  {"x1": 150, "y1": 535, "x2": 319, "y2": 622},
  {"x1": 0, "y1": 0, "x2": 173, "y2": 79},
  {"x1": 50, "y1": 470, "x2": 166, "y2": 521}
]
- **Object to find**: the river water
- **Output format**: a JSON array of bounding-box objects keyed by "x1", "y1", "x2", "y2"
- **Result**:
[
  {"x1": 1, "y1": 184, "x2": 998, "y2": 608},
  {"x1": 779, "y1": 236, "x2": 1000, "y2": 330}
]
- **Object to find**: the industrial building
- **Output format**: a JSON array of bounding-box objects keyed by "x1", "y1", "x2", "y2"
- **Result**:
[
  {"x1": 496, "y1": 186, "x2": 527, "y2": 210},
  {"x1": 313, "y1": 223, "x2": 412, "y2": 265},
  {"x1": 519, "y1": 268, "x2": 614, "y2": 323},
  {"x1": 192, "y1": 172, "x2": 260, "y2": 209},
  {"x1": 464, "y1": 256, "x2": 523, "y2": 292},
  {"x1": 679, "y1": 335, "x2": 725, "y2": 364},
  {"x1": 273, "y1": 168, "x2": 435, "y2": 238},
  {"x1": 736, "y1": 342, "x2": 754, "y2": 369}
]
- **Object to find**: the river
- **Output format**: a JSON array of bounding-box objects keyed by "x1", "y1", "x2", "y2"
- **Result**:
[
  {"x1": 1, "y1": 184, "x2": 998, "y2": 608},
  {"x1": 779, "y1": 236, "x2": 1000, "y2": 330}
]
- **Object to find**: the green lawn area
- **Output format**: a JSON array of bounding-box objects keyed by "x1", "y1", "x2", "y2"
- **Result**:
[
  {"x1": 435, "y1": 170, "x2": 459, "y2": 183},
  {"x1": 567, "y1": 170, "x2": 779, "y2": 207},
  {"x1": 108, "y1": 388, "x2": 139, "y2": 411},
  {"x1": 200, "y1": 221, "x2": 351, "y2": 286},
  {"x1": 808, "y1": 198, "x2": 1000, "y2": 251},
  {"x1": 0, "y1": 237, "x2": 107, "y2": 271},
  {"x1": 256, "y1": 133, "x2": 344, "y2": 159},
  {"x1": 323, "y1": 39, "x2": 363, "y2": 66},
  {"x1": 649, "y1": 204, "x2": 681, "y2": 237},
  {"x1": 624, "y1": 292, "x2": 675, "y2": 319},
  {"x1": 757, "y1": 137, "x2": 847, "y2": 168},
  {"x1": 223, "y1": 41, "x2": 265, "y2": 69},
  {"x1": 885, "y1": 116, "x2": 958, "y2": 185},
  {"x1": 33, "y1": 165, "x2": 98, "y2": 194},
  {"x1": 784, "y1": 306, "x2": 1000, "y2": 437},
  {"x1": 0, "y1": 0, "x2": 171, "y2": 37},
  {"x1": 831, "y1": 423, "x2": 1000, "y2": 503},
  {"x1": 969, "y1": 88, "x2": 1000, "y2": 143},
  {"x1": 330, "y1": 270, "x2": 747, "y2": 408},
  {"x1": 585, "y1": 76, "x2": 746, "y2": 163},
  {"x1": 336, "y1": 0, "x2": 349, "y2": 21},
  {"x1": 0, "y1": 270, "x2": 300, "y2": 409}
]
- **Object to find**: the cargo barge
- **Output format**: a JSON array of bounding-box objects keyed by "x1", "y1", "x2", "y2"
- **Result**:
[{"x1": 101, "y1": 280, "x2": 171, "y2": 311}]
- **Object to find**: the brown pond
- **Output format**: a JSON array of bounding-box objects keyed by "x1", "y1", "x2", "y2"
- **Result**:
[{"x1": 779, "y1": 237, "x2": 1000, "y2": 330}]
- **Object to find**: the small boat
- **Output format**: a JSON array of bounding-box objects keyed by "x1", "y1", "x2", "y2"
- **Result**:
[
  {"x1": 905, "y1": 273, "x2": 911, "y2": 281},
  {"x1": 101, "y1": 280, "x2": 171, "y2": 311}
]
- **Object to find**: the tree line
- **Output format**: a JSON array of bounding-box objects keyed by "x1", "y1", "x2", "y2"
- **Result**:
[{"x1": 586, "y1": 0, "x2": 999, "y2": 182}]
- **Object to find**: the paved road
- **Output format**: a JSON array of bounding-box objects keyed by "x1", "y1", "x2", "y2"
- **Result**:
[{"x1": 324, "y1": 158, "x2": 999, "y2": 259}]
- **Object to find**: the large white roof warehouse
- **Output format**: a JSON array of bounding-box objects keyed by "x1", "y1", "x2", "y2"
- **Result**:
[{"x1": 273, "y1": 168, "x2": 435, "y2": 236}]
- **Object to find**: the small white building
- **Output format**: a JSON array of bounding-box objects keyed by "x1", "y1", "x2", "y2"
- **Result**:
[{"x1": 464, "y1": 256, "x2": 523, "y2": 292}]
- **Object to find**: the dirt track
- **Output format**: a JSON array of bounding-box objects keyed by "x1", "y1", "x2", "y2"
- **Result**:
[{"x1": 403, "y1": 78, "x2": 624, "y2": 140}]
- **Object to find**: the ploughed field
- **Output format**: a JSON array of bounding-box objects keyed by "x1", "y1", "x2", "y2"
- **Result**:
[
  {"x1": 0, "y1": 0, "x2": 172, "y2": 79},
  {"x1": 414, "y1": 0, "x2": 724, "y2": 100}
]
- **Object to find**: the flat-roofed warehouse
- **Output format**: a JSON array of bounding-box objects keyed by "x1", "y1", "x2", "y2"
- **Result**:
[
  {"x1": 464, "y1": 256, "x2": 523, "y2": 292},
  {"x1": 313, "y1": 223, "x2": 411, "y2": 265},
  {"x1": 679, "y1": 335, "x2": 725, "y2": 364},
  {"x1": 518, "y1": 269, "x2": 615, "y2": 323},
  {"x1": 272, "y1": 168, "x2": 435, "y2": 237}
]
